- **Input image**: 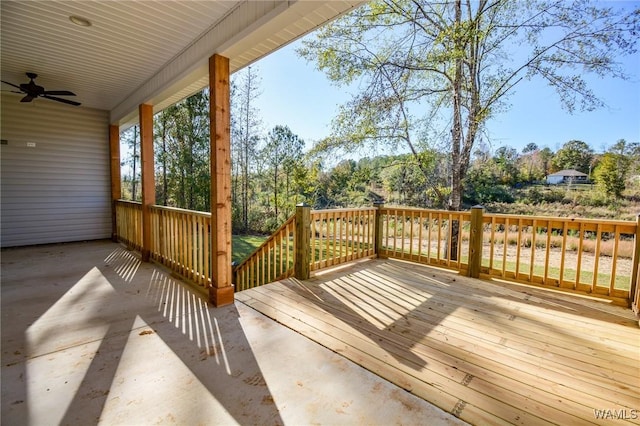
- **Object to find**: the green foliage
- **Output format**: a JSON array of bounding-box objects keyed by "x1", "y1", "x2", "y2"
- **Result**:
[
  {"x1": 463, "y1": 165, "x2": 514, "y2": 205},
  {"x1": 299, "y1": 0, "x2": 639, "y2": 211},
  {"x1": 551, "y1": 140, "x2": 594, "y2": 174},
  {"x1": 493, "y1": 146, "x2": 521, "y2": 185},
  {"x1": 121, "y1": 126, "x2": 140, "y2": 201},
  {"x1": 594, "y1": 152, "x2": 629, "y2": 198},
  {"x1": 262, "y1": 125, "x2": 305, "y2": 222}
]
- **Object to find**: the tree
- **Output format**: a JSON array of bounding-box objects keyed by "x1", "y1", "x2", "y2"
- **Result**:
[
  {"x1": 158, "y1": 91, "x2": 210, "y2": 211},
  {"x1": 521, "y1": 143, "x2": 539, "y2": 183},
  {"x1": 594, "y1": 139, "x2": 635, "y2": 197},
  {"x1": 155, "y1": 109, "x2": 173, "y2": 206},
  {"x1": 494, "y1": 146, "x2": 520, "y2": 185},
  {"x1": 231, "y1": 66, "x2": 263, "y2": 233},
  {"x1": 299, "y1": 0, "x2": 639, "y2": 211},
  {"x1": 538, "y1": 147, "x2": 554, "y2": 178},
  {"x1": 121, "y1": 125, "x2": 140, "y2": 201},
  {"x1": 262, "y1": 125, "x2": 304, "y2": 225},
  {"x1": 594, "y1": 153, "x2": 628, "y2": 198},
  {"x1": 551, "y1": 140, "x2": 594, "y2": 174}
]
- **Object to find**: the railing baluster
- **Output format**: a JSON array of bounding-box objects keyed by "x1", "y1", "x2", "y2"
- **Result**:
[
  {"x1": 529, "y1": 220, "x2": 537, "y2": 281},
  {"x1": 330, "y1": 211, "x2": 335, "y2": 266},
  {"x1": 592, "y1": 223, "x2": 601, "y2": 292},
  {"x1": 489, "y1": 216, "x2": 496, "y2": 272},
  {"x1": 502, "y1": 218, "x2": 508, "y2": 278},
  {"x1": 436, "y1": 213, "x2": 442, "y2": 263},
  {"x1": 610, "y1": 226, "x2": 620, "y2": 294},
  {"x1": 446, "y1": 213, "x2": 452, "y2": 268},
  {"x1": 560, "y1": 220, "x2": 568, "y2": 287},
  {"x1": 427, "y1": 212, "x2": 433, "y2": 263},
  {"x1": 457, "y1": 213, "x2": 462, "y2": 268},
  {"x1": 417, "y1": 211, "x2": 424, "y2": 263},
  {"x1": 317, "y1": 214, "x2": 323, "y2": 269},
  {"x1": 544, "y1": 220, "x2": 551, "y2": 284},
  {"x1": 310, "y1": 215, "x2": 317, "y2": 268},
  {"x1": 347, "y1": 211, "x2": 353, "y2": 261},
  {"x1": 409, "y1": 211, "x2": 414, "y2": 258},
  {"x1": 516, "y1": 218, "x2": 522, "y2": 279},
  {"x1": 575, "y1": 222, "x2": 584, "y2": 289}
]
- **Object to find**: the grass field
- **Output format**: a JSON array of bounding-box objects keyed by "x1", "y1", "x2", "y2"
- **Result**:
[{"x1": 232, "y1": 234, "x2": 267, "y2": 263}]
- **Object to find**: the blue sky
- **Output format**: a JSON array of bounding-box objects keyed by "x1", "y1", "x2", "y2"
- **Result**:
[{"x1": 252, "y1": 16, "x2": 640, "y2": 157}]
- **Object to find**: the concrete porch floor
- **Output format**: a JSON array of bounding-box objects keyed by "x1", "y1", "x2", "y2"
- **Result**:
[{"x1": 1, "y1": 240, "x2": 464, "y2": 425}]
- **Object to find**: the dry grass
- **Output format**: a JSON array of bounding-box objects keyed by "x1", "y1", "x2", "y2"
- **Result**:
[
  {"x1": 388, "y1": 218, "x2": 635, "y2": 259},
  {"x1": 484, "y1": 230, "x2": 633, "y2": 259},
  {"x1": 487, "y1": 199, "x2": 640, "y2": 221}
]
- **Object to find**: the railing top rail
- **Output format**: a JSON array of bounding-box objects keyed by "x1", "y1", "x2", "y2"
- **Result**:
[
  {"x1": 483, "y1": 212, "x2": 635, "y2": 227},
  {"x1": 233, "y1": 214, "x2": 296, "y2": 271},
  {"x1": 149, "y1": 204, "x2": 212, "y2": 218},
  {"x1": 116, "y1": 199, "x2": 142, "y2": 206},
  {"x1": 312, "y1": 207, "x2": 377, "y2": 214},
  {"x1": 380, "y1": 206, "x2": 471, "y2": 216}
]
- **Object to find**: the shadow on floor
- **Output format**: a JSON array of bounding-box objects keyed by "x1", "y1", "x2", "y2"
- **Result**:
[{"x1": 1, "y1": 241, "x2": 283, "y2": 425}]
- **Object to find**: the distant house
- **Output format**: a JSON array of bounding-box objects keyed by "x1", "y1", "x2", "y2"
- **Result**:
[{"x1": 546, "y1": 169, "x2": 588, "y2": 184}]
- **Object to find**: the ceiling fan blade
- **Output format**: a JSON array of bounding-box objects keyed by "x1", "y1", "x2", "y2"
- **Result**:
[
  {"x1": 44, "y1": 90, "x2": 76, "y2": 96},
  {"x1": 42, "y1": 95, "x2": 81, "y2": 106},
  {"x1": 1, "y1": 80, "x2": 23, "y2": 90},
  {"x1": 20, "y1": 95, "x2": 35, "y2": 102}
]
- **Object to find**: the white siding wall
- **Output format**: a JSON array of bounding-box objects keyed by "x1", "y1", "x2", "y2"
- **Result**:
[
  {"x1": 1, "y1": 95, "x2": 111, "y2": 247},
  {"x1": 546, "y1": 175, "x2": 564, "y2": 185}
]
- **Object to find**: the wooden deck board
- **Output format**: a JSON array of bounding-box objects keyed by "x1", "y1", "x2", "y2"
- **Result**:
[{"x1": 236, "y1": 258, "x2": 640, "y2": 425}]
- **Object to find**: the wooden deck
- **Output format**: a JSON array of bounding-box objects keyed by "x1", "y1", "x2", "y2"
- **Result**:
[{"x1": 236, "y1": 258, "x2": 640, "y2": 425}]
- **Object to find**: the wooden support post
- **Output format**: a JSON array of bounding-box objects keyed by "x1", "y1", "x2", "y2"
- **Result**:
[
  {"x1": 209, "y1": 54, "x2": 234, "y2": 307},
  {"x1": 468, "y1": 205, "x2": 484, "y2": 278},
  {"x1": 374, "y1": 201, "x2": 385, "y2": 258},
  {"x1": 109, "y1": 124, "x2": 121, "y2": 242},
  {"x1": 295, "y1": 203, "x2": 311, "y2": 280},
  {"x1": 630, "y1": 215, "x2": 640, "y2": 313},
  {"x1": 139, "y1": 104, "x2": 155, "y2": 262}
]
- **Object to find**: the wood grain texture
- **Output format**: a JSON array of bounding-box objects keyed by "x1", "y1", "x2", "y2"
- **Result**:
[
  {"x1": 209, "y1": 54, "x2": 233, "y2": 305},
  {"x1": 139, "y1": 103, "x2": 155, "y2": 261},
  {"x1": 237, "y1": 258, "x2": 640, "y2": 425}
]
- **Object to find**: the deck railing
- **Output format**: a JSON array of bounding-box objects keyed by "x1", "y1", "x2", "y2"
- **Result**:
[
  {"x1": 379, "y1": 207, "x2": 472, "y2": 272},
  {"x1": 233, "y1": 215, "x2": 296, "y2": 291},
  {"x1": 480, "y1": 214, "x2": 636, "y2": 299},
  {"x1": 310, "y1": 208, "x2": 376, "y2": 271},
  {"x1": 115, "y1": 201, "x2": 640, "y2": 308},
  {"x1": 374, "y1": 207, "x2": 636, "y2": 300},
  {"x1": 149, "y1": 205, "x2": 212, "y2": 287},
  {"x1": 115, "y1": 200, "x2": 142, "y2": 251}
]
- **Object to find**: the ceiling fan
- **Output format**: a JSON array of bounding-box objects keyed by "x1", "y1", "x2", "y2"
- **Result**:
[{"x1": 1, "y1": 72, "x2": 81, "y2": 106}]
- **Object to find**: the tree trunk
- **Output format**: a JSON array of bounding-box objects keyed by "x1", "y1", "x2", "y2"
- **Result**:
[
  {"x1": 132, "y1": 126, "x2": 138, "y2": 201},
  {"x1": 273, "y1": 165, "x2": 279, "y2": 221},
  {"x1": 243, "y1": 145, "x2": 249, "y2": 233},
  {"x1": 447, "y1": 0, "x2": 464, "y2": 261},
  {"x1": 161, "y1": 120, "x2": 168, "y2": 206}
]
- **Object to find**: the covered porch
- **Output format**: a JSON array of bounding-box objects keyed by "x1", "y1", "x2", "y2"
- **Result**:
[{"x1": 1, "y1": 0, "x2": 366, "y2": 307}]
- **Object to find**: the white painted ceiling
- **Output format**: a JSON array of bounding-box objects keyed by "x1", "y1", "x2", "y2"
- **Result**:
[{"x1": 1, "y1": 0, "x2": 364, "y2": 126}]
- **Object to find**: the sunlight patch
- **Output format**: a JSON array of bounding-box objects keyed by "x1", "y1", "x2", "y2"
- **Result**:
[
  {"x1": 27, "y1": 267, "x2": 115, "y2": 356},
  {"x1": 101, "y1": 315, "x2": 235, "y2": 425},
  {"x1": 26, "y1": 267, "x2": 116, "y2": 425}
]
